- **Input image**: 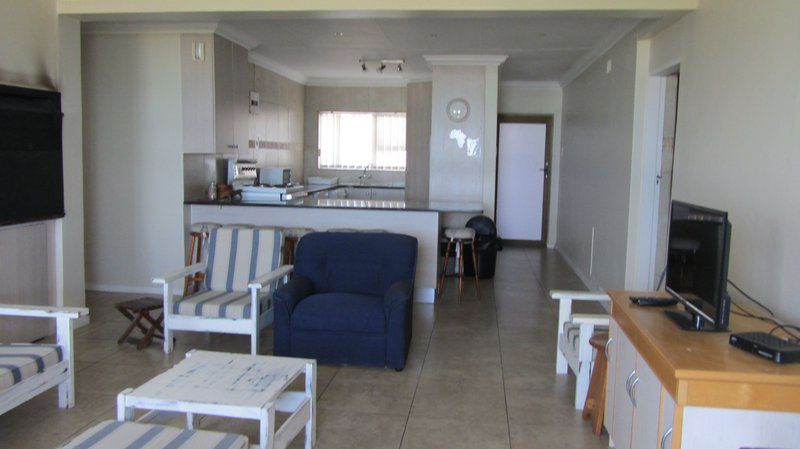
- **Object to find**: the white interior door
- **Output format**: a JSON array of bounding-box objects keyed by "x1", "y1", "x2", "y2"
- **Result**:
[{"x1": 496, "y1": 122, "x2": 547, "y2": 241}]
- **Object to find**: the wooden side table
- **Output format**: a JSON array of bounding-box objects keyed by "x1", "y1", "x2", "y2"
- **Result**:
[
  {"x1": 583, "y1": 332, "x2": 609, "y2": 435},
  {"x1": 115, "y1": 297, "x2": 165, "y2": 350}
]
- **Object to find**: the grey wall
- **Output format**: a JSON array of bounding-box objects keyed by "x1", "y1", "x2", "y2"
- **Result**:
[
  {"x1": 649, "y1": 0, "x2": 800, "y2": 323},
  {"x1": 557, "y1": 31, "x2": 638, "y2": 290},
  {"x1": 428, "y1": 65, "x2": 486, "y2": 203},
  {"x1": 303, "y1": 85, "x2": 407, "y2": 186},
  {"x1": 405, "y1": 81, "x2": 432, "y2": 202}
]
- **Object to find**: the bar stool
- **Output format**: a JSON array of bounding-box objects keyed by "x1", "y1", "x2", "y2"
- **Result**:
[
  {"x1": 437, "y1": 227, "x2": 480, "y2": 302},
  {"x1": 185, "y1": 222, "x2": 221, "y2": 295},
  {"x1": 283, "y1": 227, "x2": 314, "y2": 265},
  {"x1": 583, "y1": 332, "x2": 609, "y2": 435}
]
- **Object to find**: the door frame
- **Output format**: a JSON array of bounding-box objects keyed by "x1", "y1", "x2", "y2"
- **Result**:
[{"x1": 494, "y1": 114, "x2": 554, "y2": 247}]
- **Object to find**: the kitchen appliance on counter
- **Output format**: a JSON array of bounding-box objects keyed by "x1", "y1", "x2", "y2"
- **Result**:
[
  {"x1": 226, "y1": 159, "x2": 258, "y2": 189},
  {"x1": 258, "y1": 167, "x2": 291, "y2": 186},
  {"x1": 241, "y1": 185, "x2": 307, "y2": 202}
]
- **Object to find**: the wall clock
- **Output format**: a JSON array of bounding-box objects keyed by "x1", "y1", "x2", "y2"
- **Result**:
[{"x1": 446, "y1": 98, "x2": 470, "y2": 122}]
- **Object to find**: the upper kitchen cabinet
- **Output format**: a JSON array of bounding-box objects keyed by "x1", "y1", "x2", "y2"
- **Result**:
[{"x1": 180, "y1": 34, "x2": 252, "y2": 155}]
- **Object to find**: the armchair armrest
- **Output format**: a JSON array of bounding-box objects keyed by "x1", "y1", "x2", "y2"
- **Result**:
[
  {"x1": 383, "y1": 281, "x2": 413, "y2": 316},
  {"x1": 248, "y1": 265, "x2": 294, "y2": 290},
  {"x1": 152, "y1": 263, "x2": 206, "y2": 285},
  {"x1": 0, "y1": 304, "x2": 88, "y2": 319},
  {"x1": 550, "y1": 290, "x2": 610, "y2": 302},
  {"x1": 273, "y1": 275, "x2": 315, "y2": 315},
  {"x1": 570, "y1": 314, "x2": 609, "y2": 326}
]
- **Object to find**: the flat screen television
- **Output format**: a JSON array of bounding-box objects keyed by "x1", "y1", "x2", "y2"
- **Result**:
[
  {"x1": 665, "y1": 200, "x2": 732, "y2": 331},
  {"x1": 0, "y1": 84, "x2": 64, "y2": 226}
]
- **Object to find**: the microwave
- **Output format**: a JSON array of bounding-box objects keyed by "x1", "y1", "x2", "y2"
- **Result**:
[{"x1": 258, "y1": 167, "x2": 291, "y2": 186}]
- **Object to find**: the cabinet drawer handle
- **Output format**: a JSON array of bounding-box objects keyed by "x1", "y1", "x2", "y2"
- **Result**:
[
  {"x1": 660, "y1": 427, "x2": 673, "y2": 449},
  {"x1": 227, "y1": 144, "x2": 239, "y2": 149},
  {"x1": 604, "y1": 337, "x2": 614, "y2": 359},
  {"x1": 625, "y1": 369, "x2": 636, "y2": 394},
  {"x1": 629, "y1": 376, "x2": 640, "y2": 407}
]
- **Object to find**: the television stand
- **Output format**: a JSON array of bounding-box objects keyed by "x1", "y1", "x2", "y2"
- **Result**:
[{"x1": 664, "y1": 309, "x2": 719, "y2": 331}]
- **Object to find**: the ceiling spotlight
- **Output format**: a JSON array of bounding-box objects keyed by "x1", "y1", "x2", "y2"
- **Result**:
[
  {"x1": 377, "y1": 63, "x2": 386, "y2": 73},
  {"x1": 360, "y1": 60, "x2": 367, "y2": 72},
  {"x1": 397, "y1": 64, "x2": 403, "y2": 72},
  {"x1": 334, "y1": 31, "x2": 344, "y2": 37}
]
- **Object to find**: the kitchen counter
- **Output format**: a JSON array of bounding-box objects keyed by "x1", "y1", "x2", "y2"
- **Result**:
[{"x1": 184, "y1": 197, "x2": 483, "y2": 214}]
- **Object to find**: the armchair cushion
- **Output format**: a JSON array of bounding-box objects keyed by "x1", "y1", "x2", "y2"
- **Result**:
[
  {"x1": 291, "y1": 293, "x2": 385, "y2": 334},
  {"x1": 383, "y1": 281, "x2": 413, "y2": 316},
  {"x1": 205, "y1": 228, "x2": 283, "y2": 292},
  {"x1": 0, "y1": 343, "x2": 63, "y2": 390},
  {"x1": 274, "y1": 275, "x2": 316, "y2": 315},
  {"x1": 172, "y1": 289, "x2": 272, "y2": 319}
]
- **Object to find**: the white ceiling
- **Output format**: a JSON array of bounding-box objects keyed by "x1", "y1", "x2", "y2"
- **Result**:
[{"x1": 219, "y1": 16, "x2": 643, "y2": 85}]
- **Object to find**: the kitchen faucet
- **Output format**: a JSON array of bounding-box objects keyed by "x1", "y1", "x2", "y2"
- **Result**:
[{"x1": 358, "y1": 165, "x2": 372, "y2": 184}]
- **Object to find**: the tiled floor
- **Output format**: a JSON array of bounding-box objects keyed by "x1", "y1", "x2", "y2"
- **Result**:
[{"x1": 0, "y1": 247, "x2": 609, "y2": 449}]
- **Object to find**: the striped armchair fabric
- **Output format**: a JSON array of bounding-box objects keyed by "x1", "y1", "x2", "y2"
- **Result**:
[
  {"x1": 59, "y1": 420, "x2": 248, "y2": 449},
  {"x1": 0, "y1": 343, "x2": 63, "y2": 390}
]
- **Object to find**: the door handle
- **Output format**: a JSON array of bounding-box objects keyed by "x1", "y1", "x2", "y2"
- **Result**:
[
  {"x1": 660, "y1": 427, "x2": 673, "y2": 449},
  {"x1": 625, "y1": 369, "x2": 636, "y2": 395},
  {"x1": 604, "y1": 337, "x2": 614, "y2": 359},
  {"x1": 629, "y1": 376, "x2": 640, "y2": 407}
]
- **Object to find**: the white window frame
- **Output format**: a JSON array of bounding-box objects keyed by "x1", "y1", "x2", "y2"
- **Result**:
[{"x1": 317, "y1": 111, "x2": 406, "y2": 172}]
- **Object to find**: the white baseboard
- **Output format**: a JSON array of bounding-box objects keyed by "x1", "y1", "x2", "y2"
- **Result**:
[
  {"x1": 554, "y1": 246, "x2": 595, "y2": 291},
  {"x1": 86, "y1": 283, "x2": 162, "y2": 295},
  {"x1": 414, "y1": 287, "x2": 435, "y2": 303}
]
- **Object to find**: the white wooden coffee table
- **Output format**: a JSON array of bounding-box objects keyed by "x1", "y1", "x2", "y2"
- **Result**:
[{"x1": 117, "y1": 350, "x2": 316, "y2": 449}]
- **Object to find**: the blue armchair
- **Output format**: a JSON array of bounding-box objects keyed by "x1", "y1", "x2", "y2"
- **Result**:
[{"x1": 273, "y1": 232, "x2": 418, "y2": 370}]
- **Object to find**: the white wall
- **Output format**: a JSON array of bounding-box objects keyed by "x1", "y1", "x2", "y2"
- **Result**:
[
  {"x1": 0, "y1": 0, "x2": 86, "y2": 341},
  {"x1": 303, "y1": 85, "x2": 407, "y2": 186},
  {"x1": 557, "y1": 31, "x2": 639, "y2": 291},
  {"x1": 405, "y1": 81, "x2": 433, "y2": 202},
  {"x1": 498, "y1": 85, "x2": 563, "y2": 247},
  {"x1": 82, "y1": 33, "x2": 184, "y2": 292},
  {"x1": 649, "y1": 0, "x2": 800, "y2": 323}
]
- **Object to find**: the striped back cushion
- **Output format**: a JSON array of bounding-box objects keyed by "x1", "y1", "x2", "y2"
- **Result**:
[{"x1": 205, "y1": 227, "x2": 283, "y2": 292}]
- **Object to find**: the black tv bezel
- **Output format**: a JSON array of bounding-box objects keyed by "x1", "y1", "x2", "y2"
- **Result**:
[
  {"x1": 0, "y1": 84, "x2": 65, "y2": 227},
  {"x1": 665, "y1": 200, "x2": 732, "y2": 331}
]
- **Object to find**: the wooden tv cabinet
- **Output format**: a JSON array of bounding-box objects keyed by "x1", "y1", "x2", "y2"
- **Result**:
[{"x1": 605, "y1": 290, "x2": 800, "y2": 449}]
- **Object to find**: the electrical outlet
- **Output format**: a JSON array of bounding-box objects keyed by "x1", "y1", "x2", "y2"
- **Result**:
[{"x1": 606, "y1": 59, "x2": 612, "y2": 74}]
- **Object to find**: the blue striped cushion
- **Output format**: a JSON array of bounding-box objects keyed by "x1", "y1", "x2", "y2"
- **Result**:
[
  {"x1": 563, "y1": 322, "x2": 608, "y2": 353},
  {"x1": 0, "y1": 343, "x2": 63, "y2": 390},
  {"x1": 204, "y1": 228, "x2": 283, "y2": 292},
  {"x1": 172, "y1": 289, "x2": 272, "y2": 319},
  {"x1": 59, "y1": 420, "x2": 248, "y2": 449}
]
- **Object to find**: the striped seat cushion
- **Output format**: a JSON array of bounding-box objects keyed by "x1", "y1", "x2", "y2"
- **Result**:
[
  {"x1": 205, "y1": 227, "x2": 283, "y2": 293},
  {"x1": 173, "y1": 289, "x2": 272, "y2": 319},
  {"x1": 0, "y1": 343, "x2": 63, "y2": 391},
  {"x1": 563, "y1": 322, "x2": 609, "y2": 353},
  {"x1": 59, "y1": 420, "x2": 248, "y2": 449}
]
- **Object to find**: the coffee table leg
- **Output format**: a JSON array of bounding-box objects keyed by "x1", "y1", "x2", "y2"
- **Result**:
[
  {"x1": 305, "y1": 361, "x2": 316, "y2": 448},
  {"x1": 259, "y1": 404, "x2": 275, "y2": 449},
  {"x1": 117, "y1": 388, "x2": 134, "y2": 421}
]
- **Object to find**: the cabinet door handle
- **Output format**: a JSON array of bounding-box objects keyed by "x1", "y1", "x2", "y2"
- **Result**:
[
  {"x1": 227, "y1": 144, "x2": 239, "y2": 149},
  {"x1": 629, "y1": 376, "x2": 640, "y2": 407},
  {"x1": 660, "y1": 427, "x2": 673, "y2": 449},
  {"x1": 604, "y1": 337, "x2": 614, "y2": 359},
  {"x1": 625, "y1": 369, "x2": 636, "y2": 395}
]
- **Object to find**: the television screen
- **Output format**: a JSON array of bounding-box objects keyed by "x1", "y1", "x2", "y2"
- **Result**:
[
  {"x1": 665, "y1": 200, "x2": 731, "y2": 329},
  {"x1": 0, "y1": 85, "x2": 64, "y2": 226}
]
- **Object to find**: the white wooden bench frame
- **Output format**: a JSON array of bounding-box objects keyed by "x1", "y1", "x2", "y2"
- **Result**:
[
  {"x1": 0, "y1": 303, "x2": 89, "y2": 415},
  {"x1": 153, "y1": 264, "x2": 294, "y2": 356},
  {"x1": 116, "y1": 350, "x2": 316, "y2": 449},
  {"x1": 550, "y1": 290, "x2": 611, "y2": 409}
]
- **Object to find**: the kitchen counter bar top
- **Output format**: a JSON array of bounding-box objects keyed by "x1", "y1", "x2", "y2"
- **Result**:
[{"x1": 185, "y1": 197, "x2": 483, "y2": 213}]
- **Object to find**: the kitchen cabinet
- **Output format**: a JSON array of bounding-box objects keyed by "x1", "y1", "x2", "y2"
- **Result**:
[
  {"x1": 180, "y1": 34, "x2": 251, "y2": 155},
  {"x1": 371, "y1": 188, "x2": 405, "y2": 200},
  {"x1": 345, "y1": 187, "x2": 373, "y2": 200}
]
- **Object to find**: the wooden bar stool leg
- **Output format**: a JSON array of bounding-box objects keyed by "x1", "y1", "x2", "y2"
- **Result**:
[
  {"x1": 584, "y1": 334, "x2": 609, "y2": 436},
  {"x1": 437, "y1": 239, "x2": 453, "y2": 299},
  {"x1": 470, "y1": 239, "x2": 480, "y2": 299},
  {"x1": 183, "y1": 232, "x2": 199, "y2": 296},
  {"x1": 457, "y1": 240, "x2": 464, "y2": 303}
]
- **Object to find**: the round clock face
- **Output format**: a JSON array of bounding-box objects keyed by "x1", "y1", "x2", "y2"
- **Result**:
[{"x1": 446, "y1": 98, "x2": 470, "y2": 122}]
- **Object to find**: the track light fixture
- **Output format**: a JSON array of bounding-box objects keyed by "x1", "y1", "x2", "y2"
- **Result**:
[{"x1": 359, "y1": 59, "x2": 404, "y2": 74}]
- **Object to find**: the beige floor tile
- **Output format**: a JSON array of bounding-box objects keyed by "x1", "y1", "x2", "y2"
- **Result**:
[
  {"x1": 318, "y1": 376, "x2": 418, "y2": 417},
  {"x1": 409, "y1": 377, "x2": 507, "y2": 425},
  {"x1": 400, "y1": 415, "x2": 510, "y2": 449}
]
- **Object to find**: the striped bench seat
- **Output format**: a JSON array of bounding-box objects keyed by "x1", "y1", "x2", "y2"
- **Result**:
[
  {"x1": 0, "y1": 343, "x2": 63, "y2": 391},
  {"x1": 60, "y1": 420, "x2": 248, "y2": 449},
  {"x1": 562, "y1": 322, "x2": 609, "y2": 353},
  {"x1": 172, "y1": 289, "x2": 272, "y2": 319}
]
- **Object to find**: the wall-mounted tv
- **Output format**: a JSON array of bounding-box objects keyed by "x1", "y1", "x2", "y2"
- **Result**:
[{"x1": 0, "y1": 84, "x2": 64, "y2": 227}]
